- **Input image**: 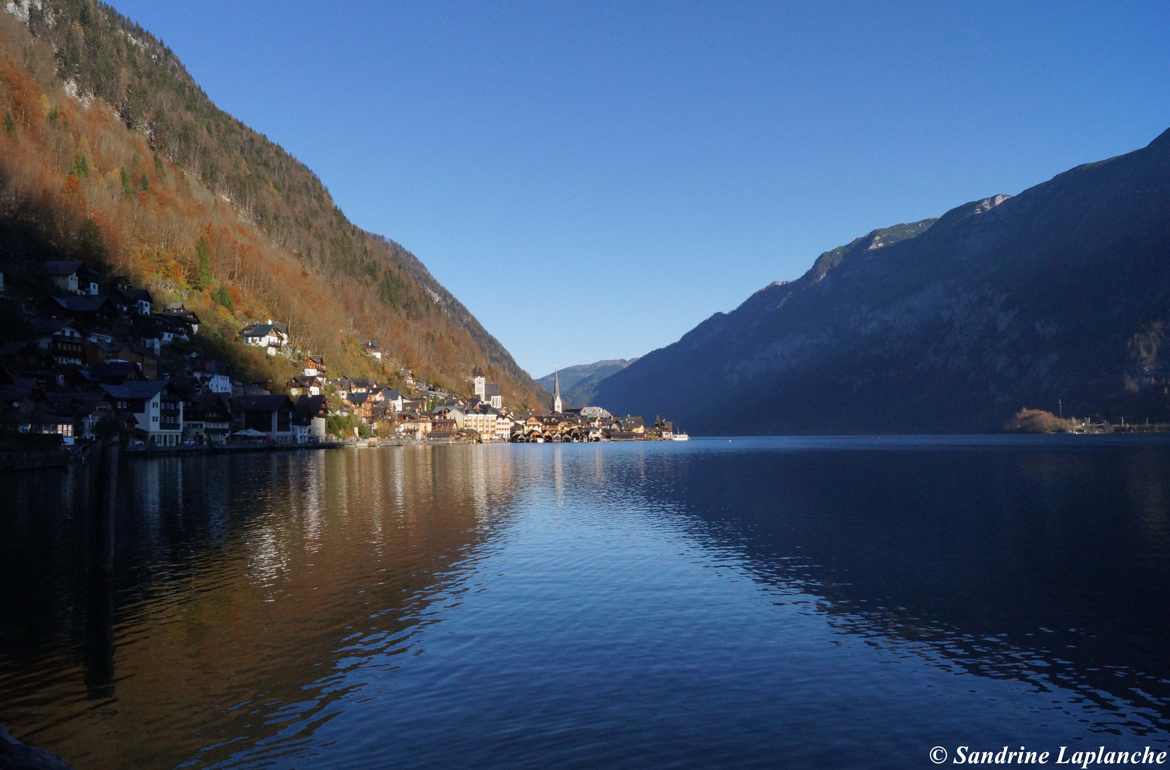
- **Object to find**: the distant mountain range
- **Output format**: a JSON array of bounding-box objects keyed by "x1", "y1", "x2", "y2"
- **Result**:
[
  {"x1": 537, "y1": 359, "x2": 636, "y2": 408},
  {"x1": 596, "y1": 128, "x2": 1170, "y2": 434}
]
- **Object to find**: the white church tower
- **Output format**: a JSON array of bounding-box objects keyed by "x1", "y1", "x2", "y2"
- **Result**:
[
  {"x1": 473, "y1": 367, "x2": 486, "y2": 401},
  {"x1": 553, "y1": 370, "x2": 563, "y2": 414}
]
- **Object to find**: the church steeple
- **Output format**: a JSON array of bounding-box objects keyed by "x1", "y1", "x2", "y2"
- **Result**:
[{"x1": 553, "y1": 370, "x2": 563, "y2": 414}]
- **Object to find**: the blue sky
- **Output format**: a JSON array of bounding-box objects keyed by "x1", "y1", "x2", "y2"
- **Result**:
[{"x1": 108, "y1": 0, "x2": 1170, "y2": 378}]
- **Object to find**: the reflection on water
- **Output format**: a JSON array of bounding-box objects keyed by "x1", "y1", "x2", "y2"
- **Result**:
[{"x1": 2, "y1": 437, "x2": 1170, "y2": 768}]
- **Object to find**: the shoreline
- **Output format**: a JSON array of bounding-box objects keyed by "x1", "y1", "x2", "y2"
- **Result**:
[{"x1": 9, "y1": 431, "x2": 1170, "y2": 474}]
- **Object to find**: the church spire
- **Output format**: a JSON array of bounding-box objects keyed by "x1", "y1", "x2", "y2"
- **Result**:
[{"x1": 553, "y1": 370, "x2": 563, "y2": 414}]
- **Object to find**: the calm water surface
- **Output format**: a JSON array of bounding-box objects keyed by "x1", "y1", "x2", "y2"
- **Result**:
[{"x1": 3, "y1": 437, "x2": 1170, "y2": 768}]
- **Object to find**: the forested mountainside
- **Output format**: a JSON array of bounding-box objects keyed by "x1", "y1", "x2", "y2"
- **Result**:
[
  {"x1": 596, "y1": 128, "x2": 1170, "y2": 434},
  {"x1": 0, "y1": 0, "x2": 543, "y2": 404},
  {"x1": 537, "y1": 358, "x2": 635, "y2": 409}
]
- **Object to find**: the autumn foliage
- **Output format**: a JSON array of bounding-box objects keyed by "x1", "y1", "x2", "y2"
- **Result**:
[
  {"x1": 1003, "y1": 408, "x2": 1074, "y2": 434},
  {"x1": 0, "y1": 6, "x2": 542, "y2": 406}
]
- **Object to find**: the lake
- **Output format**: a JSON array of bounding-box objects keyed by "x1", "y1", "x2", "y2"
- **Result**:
[{"x1": 2, "y1": 437, "x2": 1170, "y2": 768}]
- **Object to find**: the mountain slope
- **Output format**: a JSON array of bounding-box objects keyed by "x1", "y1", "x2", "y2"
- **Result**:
[
  {"x1": 596, "y1": 129, "x2": 1170, "y2": 433},
  {"x1": 537, "y1": 358, "x2": 635, "y2": 408},
  {"x1": 0, "y1": 0, "x2": 543, "y2": 405}
]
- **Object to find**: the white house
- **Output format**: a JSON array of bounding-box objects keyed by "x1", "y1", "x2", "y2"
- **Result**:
[
  {"x1": 201, "y1": 373, "x2": 232, "y2": 394},
  {"x1": 375, "y1": 387, "x2": 404, "y2": 413},
  {"x1": 101, "y1": 380, "x2": 184, "y2": 448},
  {"x1": 240, "y1": 320, "x2": 289, "y2": 352}
]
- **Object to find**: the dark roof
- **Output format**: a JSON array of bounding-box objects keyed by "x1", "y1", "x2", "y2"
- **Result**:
[
  {"x1": 380, "y1": 387, "x2": 401, "y2": 400},
  {"x1": 188, "y1": 393, "x2": 231, "y2": 422},
  {"x1": 51, "y1": 295, "x2": 107, "y2": 313},
  {"x1": 232, "y1": 395, "x2": 293, "y2": 412},
  {"x1": 294, "y1": 395, "x2": 327, "y2": 420},
  {"x1": 43, "y1": 260, "x2": 81, "y2": 276},
  {"x1": 116, "y1": 286, "x2": 152, "y2": 303},
  {"x1": 30, "y1": 318, "x2": 73, "y2": 336},
  {"x1": 152, "y1": 314, "x2": 192, "y2": 332},
  {"x1": 89, "y1": 360, "x2": 143, "y2": 384},
  {"x1": 45, "y1": 389, "x2": 104, "y2": 417},
  {"x1": 161, "y1": 308, "x2": 200, "y2": 325},
  {"x1": 240, "y1": 322, "x2": 278, "y2": 337},
  {"x1": 134, "y1": 317, "x2": 164, "y2": 338},
  {"x1": 162, "y1": 301, "x2": 198, "y2": 318},
  {"x1": 484, "y1": 383, "x2": 501, "y2": 396},
  {"x1": 26, "y1": 408, "x2": 75, "y2": 425},
  {"x1": 100, "y1": 380, "x2": 166, "y2": 400},
  {"x1": 347, "y1": 392, "x2": 369, "y2": 406}
]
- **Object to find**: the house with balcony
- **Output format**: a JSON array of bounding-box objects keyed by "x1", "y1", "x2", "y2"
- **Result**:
[
  {"x1": 32, "y1": 319, "x2": 84, "y2": 367},
  {"x1": 100, "y1": 379, "x2": 183, "y2": 448},
  {"x1": 183, "y1": 393, "x2": 232, "y2": 446}
]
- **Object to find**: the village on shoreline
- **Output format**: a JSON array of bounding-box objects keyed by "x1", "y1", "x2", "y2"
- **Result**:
[{"x1": 0, "y1": 261, "x2": 685, "y2": 470}]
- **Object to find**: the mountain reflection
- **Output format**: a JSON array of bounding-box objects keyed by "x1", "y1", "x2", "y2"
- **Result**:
[
  {"x1": 4, "y1": 438, "x2": 1170, "y2": 769},
  {"x1": 608, "y1": 438, "x2": 1170, "y2": 735},
  {"x1": 0, "y1": 446, "x2": 521, "y2": 769}
]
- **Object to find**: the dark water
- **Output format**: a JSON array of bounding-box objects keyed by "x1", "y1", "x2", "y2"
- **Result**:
[{"x1": 3, "y1": 437, "x2": 1170, "y2": 768}]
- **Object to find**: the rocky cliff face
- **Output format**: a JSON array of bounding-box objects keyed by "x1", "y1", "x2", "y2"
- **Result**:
[{"x1": 596, "y1": 129, "x2": 1170, "y2": 434}]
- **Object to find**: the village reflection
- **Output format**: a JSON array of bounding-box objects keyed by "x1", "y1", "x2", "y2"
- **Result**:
[
  {"x1": 0, "y1": 445, "x2": 522, "y2": 770},
  {"x1": 5, "y1": 440, "x2": 1170, "y2": 769}
]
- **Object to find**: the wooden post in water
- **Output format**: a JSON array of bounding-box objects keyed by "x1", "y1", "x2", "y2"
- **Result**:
[
  {"x1": 85, "y1": 438, "x2": 119, "y2": 699},
  {"x1": 95, "y1": 439, "x2": 119, "y2": 575}
]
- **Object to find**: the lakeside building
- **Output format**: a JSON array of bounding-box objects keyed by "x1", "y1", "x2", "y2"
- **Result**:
[
  {"x1": 464, "y1": 409, "x2": 501, "y2": 441},
  {"x1": 99, "y1": 380, "x2": 183, "y2": 448},
  {"x1": 3, "y1": 256, "x2": 683, "y2": 453}
]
